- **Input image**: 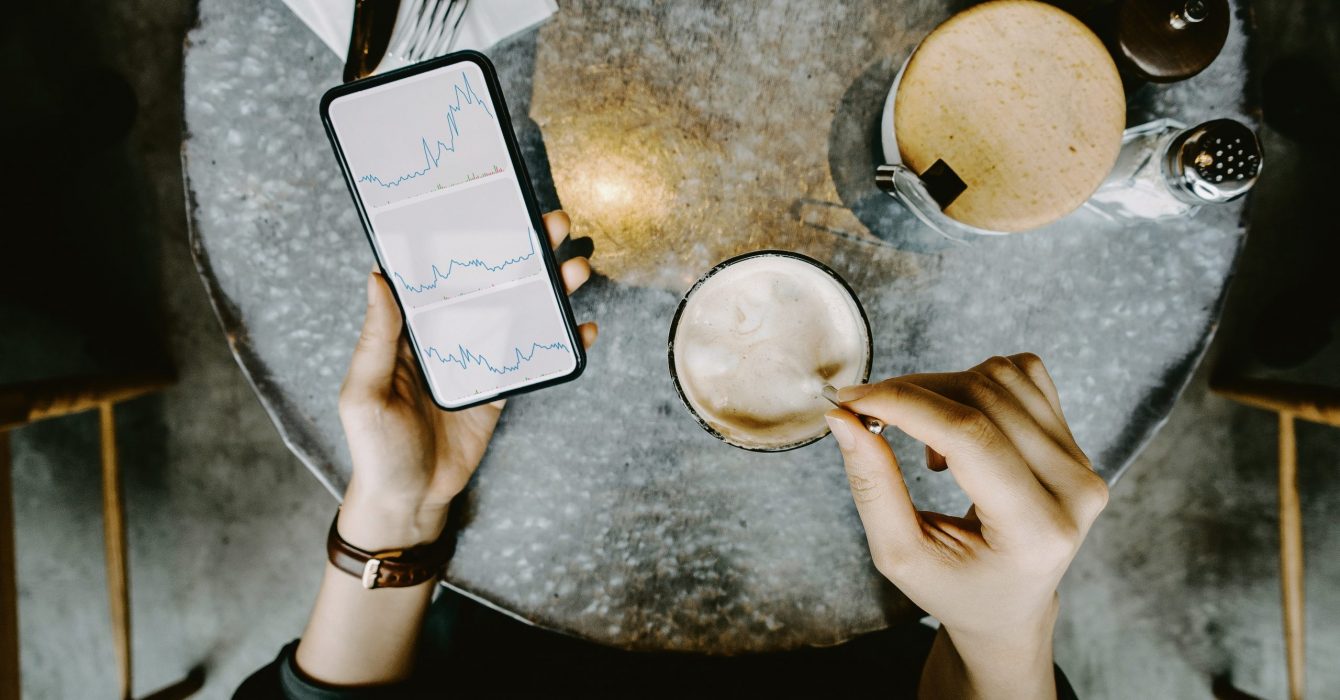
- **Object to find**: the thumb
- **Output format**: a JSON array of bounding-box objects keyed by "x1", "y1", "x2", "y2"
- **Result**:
[
  {"x1": 341, "y1": 270, "x2": 404, "y2": 404},
  {"x1": 826, "y1": 410, "x2": 923, "y2": 566}
]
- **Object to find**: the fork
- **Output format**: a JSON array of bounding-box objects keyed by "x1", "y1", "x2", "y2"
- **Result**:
[{"x1": 377, "y1": 0, "x2": 472, "y2": 74}]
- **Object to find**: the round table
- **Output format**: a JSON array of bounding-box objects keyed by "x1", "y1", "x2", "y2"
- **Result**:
[{"x1": 183, "y1": 0, "x2": 1255, "y2": 652}]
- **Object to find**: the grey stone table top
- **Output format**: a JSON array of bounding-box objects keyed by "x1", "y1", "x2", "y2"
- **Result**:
[{"x1": 184, "y1": 0, "x2": 1255, "y2": 652}]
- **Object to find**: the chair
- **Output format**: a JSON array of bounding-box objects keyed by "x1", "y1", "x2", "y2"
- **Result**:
[
  {"x1": 1209, "y1": 373, "x2": 1340, "y2": 700},
  {"x1": 0, "y1": 374, "x2": 204, "y2": 700}
]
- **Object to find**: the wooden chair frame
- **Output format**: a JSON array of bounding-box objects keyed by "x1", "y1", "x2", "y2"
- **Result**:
[
  {"x1": 1210, "y1": 374, "x2": 1340, "y2": 700},
  {"x1": 1, "y1": 374, "x2": 203, "y2": 700}
]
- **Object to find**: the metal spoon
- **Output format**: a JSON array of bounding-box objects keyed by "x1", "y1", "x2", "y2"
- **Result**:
[{"x1": 822, "y1": 385, "x2": 885, "y2": 436}]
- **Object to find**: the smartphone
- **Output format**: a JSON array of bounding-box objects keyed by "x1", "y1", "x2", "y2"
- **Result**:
[{"x1": 320, "y1": 51, "x2": 585, "y2": 410}]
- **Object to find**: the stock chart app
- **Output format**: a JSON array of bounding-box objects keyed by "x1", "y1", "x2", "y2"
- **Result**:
[{"x1": 326, "y1": 59, "x2": 578, "y2": 408}]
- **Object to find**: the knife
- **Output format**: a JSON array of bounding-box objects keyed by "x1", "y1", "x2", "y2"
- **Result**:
[{"x1": 343, "y1": 0, "x2": 401, "y2": 83}]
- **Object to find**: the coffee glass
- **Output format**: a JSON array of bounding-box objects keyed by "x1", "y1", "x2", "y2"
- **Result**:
[{"x1": 667, "y1": 251, "x2": 873, "y2": 452}]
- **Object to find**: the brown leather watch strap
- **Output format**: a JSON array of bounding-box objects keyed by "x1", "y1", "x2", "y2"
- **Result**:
[{"x1": 326, "y1": 511, "x2": 456, "y2": 589}]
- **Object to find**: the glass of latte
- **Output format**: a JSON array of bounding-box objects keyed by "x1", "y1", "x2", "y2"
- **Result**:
[{"x1": 668, "y1": 251, "x2": 873, "y2": 451}]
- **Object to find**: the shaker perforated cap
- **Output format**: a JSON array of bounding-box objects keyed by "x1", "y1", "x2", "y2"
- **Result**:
[{"x1": 1165, "y1": 119, "x2": 1262, "y2": 204}]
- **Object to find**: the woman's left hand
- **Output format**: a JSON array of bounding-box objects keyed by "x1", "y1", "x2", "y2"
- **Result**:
[{"x1": 337, "y1": 210, "x2": 598, "y2": 550}]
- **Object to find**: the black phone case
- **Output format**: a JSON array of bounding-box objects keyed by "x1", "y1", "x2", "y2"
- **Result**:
[{"x1": 319, "y1": 51, "x2": 586, "y2": 411}]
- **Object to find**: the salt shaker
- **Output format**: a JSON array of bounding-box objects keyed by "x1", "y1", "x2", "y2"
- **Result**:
[{"x1": 1087, "y1": 117, "x2": 1262, "y2": 221}]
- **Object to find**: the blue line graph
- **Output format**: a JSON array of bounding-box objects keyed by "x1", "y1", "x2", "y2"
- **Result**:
[
  {"x1": 391, "y1": 228, "x2": 537, "y2": 294},
  {"x1": 357, "y1": 71, "x2": 496, "y2": 190},
  {"x1": 424, "y1": 341, "x2": 570, "y2": 375}
]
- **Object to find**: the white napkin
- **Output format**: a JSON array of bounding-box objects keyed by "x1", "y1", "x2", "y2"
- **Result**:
[{"x1": 281, "y1": 0, "x2": 558, "y2": 67}]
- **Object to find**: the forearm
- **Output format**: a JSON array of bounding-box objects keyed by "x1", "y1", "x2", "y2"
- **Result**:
[
  {"x1": 918, "y1": 606, "x2": 1058, "y2": 700},
  {"x1": 294, "y1": 563, "x2": 436, "y2": 685},
  {"x1": 293, "y1": 498, "x2": 449, "y2": 686}
]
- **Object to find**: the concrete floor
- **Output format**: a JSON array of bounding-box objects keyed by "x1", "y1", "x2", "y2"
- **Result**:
[{"x1": 3, "y1": 1, "x2": 1337, "y2": 698}]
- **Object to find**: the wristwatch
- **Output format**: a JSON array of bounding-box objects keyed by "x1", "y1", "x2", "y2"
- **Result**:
[{"x1": 326, "y1": 511, "x2": 456, "y2": 589}]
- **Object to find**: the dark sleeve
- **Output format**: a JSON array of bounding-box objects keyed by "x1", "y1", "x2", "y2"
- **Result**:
[
  {"x1": 233, "y1": 640, "x2": 418, "y2": 700},
  {"x1": 1056, "y1": 661, "x2": 1080, "y2": 700}
]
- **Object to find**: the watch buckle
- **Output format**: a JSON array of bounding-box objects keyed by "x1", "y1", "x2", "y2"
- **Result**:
[{"x1": 362, "y1": 558, "x2": 382, "y2": 589}]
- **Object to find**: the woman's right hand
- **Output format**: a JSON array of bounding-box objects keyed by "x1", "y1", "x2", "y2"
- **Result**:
[{"x1": 825, "y1": 354, "x2": 1107, "y2": 698}]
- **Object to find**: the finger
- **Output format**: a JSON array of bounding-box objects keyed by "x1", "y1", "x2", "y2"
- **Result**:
[
  {"x1": 396, "y1": 331, "x2": 417, "y2": 365},
  {"x1": 825, "y1": 410, "x2": 924, "y2": 563},
  {"x1": 925, "y1": 445, "x2": 948, "y2": 471},
  {"x1": 1007, "y1": 353, "x2": 1068, "y2": 424},
  {"x1": 893, "y1": 372, "x2": 1095, "y2": 507},
  {"x1": 837, "y1": 381, "x2": 1052, "y2": 526},
  {"x1": 972, "y1": 356, "x2": 1079, "y2": 451},
  {"x1": 578, "y1": 322, "x2": 598, "y2": 349},
  {"x1": 341, "y1": 272, "x2": 404, "y2": 404},
  {"x1": 391, "y1": 335, "x2": 422, "y2": 400},
  {"x1": 560, "y1": 257, "x2": 592, "y2": 295},
  {"x1": 1005, "y1": 353, "x2": 1097, "y2": 475},
  {"x1": 543, "y1": 210, "x2": 571, "y2": 249}
]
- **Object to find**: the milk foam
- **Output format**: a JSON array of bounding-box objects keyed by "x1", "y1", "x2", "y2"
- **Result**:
[{"x1": 672, "y1": 255, "x2": 869, "y2": 449}]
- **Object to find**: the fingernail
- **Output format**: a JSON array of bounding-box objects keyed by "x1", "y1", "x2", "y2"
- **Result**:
[
  {"x1": 837, "y1": 384, "x2": 873, "y2": 402},
  {"x1": 826, "y1": 413, "x2": 854, "y2": 449}
]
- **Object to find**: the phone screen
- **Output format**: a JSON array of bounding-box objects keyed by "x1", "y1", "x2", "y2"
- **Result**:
[{"x1": 323, "y1": 56, "x2": 581, "y2": 409}]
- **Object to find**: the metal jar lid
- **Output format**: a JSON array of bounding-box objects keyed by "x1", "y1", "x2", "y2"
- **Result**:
[
  {"x1": 892, "y1": 0, "x2": 1125, "y2": 233},
  {"x1": 1164, "y1": 118, "x2": 1262, "y2": 204}
]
